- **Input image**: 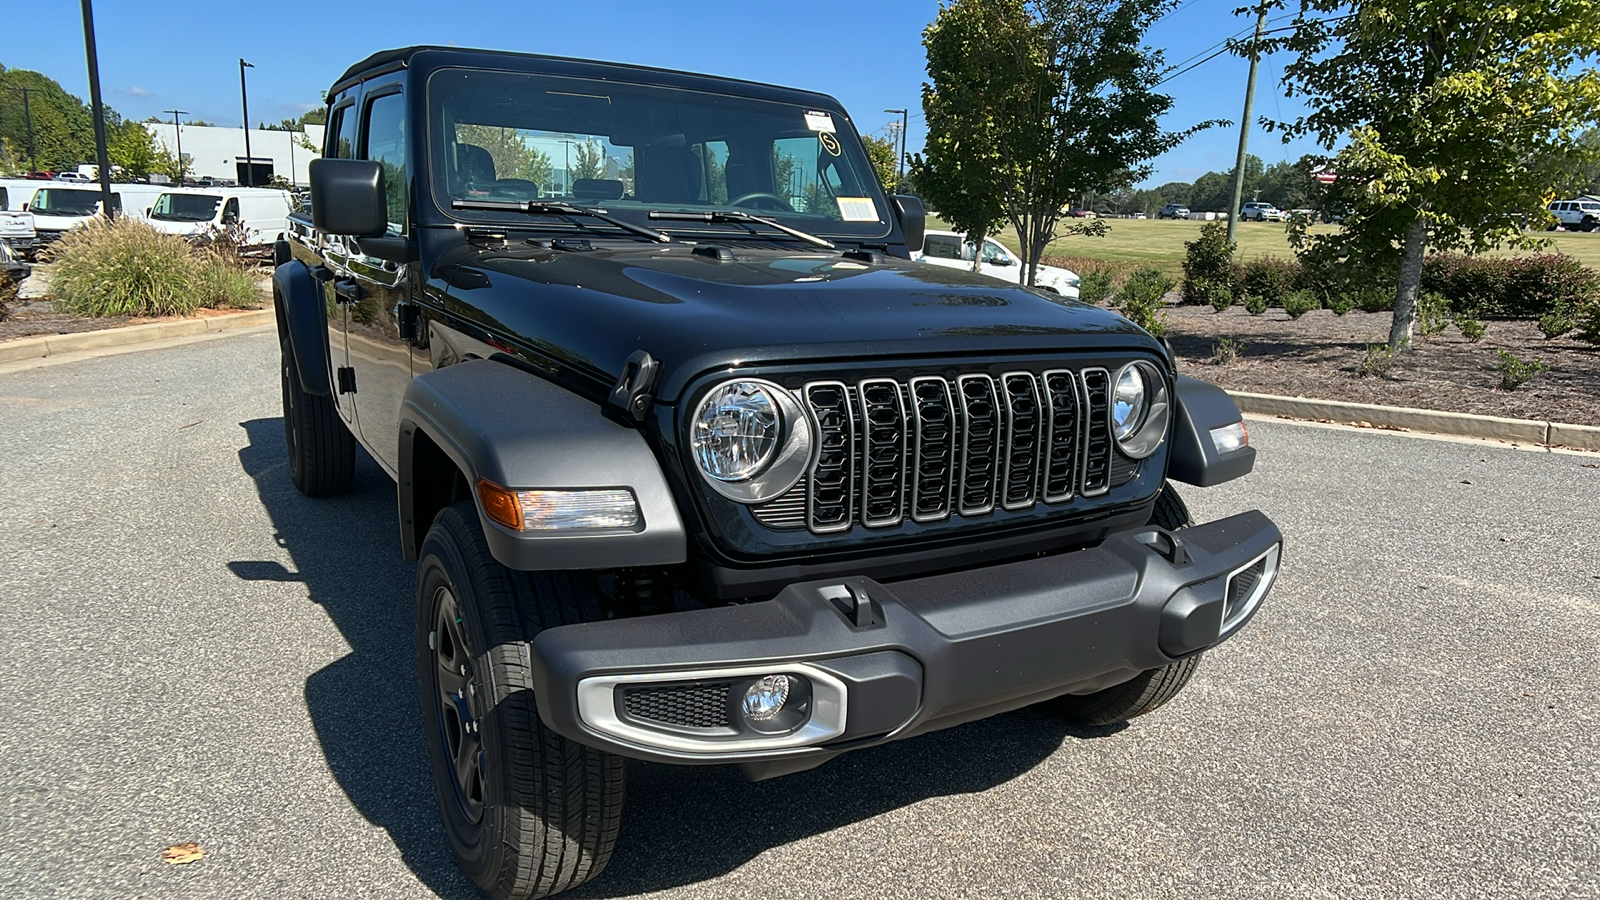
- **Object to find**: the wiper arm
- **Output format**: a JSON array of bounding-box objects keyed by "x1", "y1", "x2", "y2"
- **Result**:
[
  {"x1": 451, "y1": 199, "x2": 671, "y2": 243},
  {"x1": 647, "y1": 209, "x2": 835, "y2": 249}
]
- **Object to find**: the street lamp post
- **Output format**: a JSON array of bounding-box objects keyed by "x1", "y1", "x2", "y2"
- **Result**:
[
  {"x1": 10, "y1": 87, "x2": 39, "y2": 174},
  {"x1": 164, "y1": 109, "x2": 188, "y2": 185},
  {"x1": 79, "y1": 0, "x2": 115, "y2": 218},
  {"x1": 559, "y1": 139, "x2": 577, "y2": 195},
  {"x1": 239, "y1": 59, "x2": 255, "y2": 186},
  {"x1": 884, "y1": 108, "x2": 908, "y2": 192}
]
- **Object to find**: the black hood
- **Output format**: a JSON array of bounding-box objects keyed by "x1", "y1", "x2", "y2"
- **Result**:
[{"x1": 428, "y1": 239, "x2": 1158, "y2": 400}]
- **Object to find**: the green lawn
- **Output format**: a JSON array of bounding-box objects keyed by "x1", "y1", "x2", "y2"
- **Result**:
[{"x1": 955, "y1": 217, "x2": 1600, "y2": 278}]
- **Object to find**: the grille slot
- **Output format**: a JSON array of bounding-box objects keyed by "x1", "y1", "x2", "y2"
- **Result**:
[
  {"x1": 620, "y1": 683, "x2": 731, "y2": 730},
  {"x1": 793, "y1": 366, "x2": 1129, "y2": 534}
]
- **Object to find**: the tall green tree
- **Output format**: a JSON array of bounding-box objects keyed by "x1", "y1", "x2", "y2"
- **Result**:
[
  {"x1": 0, "y1": 65, "x2": 97, "y2": 172},
  {"x1": 861, "y1": 133, "x2": 899, "y2": 191},
  {"x1": 571, "y1": 139, "x2": 606, "y2": 182},
  {"x1": 1262, "y1": 0, "x2": 1600, "y2": 350},
  {"x1": 454, "y1": 124, "x2": 553, "y2": 187},
  {"x1": 108, "y1": 120, "x2": 173, "y2": 180},
  {"x1": 915, "y1": 0, "x2": 1216, "y2": 286}
]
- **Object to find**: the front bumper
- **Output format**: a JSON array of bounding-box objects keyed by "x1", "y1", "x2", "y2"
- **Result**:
[{"x1": 530, "y1": 509, "x2": 1282, "y2": 778}]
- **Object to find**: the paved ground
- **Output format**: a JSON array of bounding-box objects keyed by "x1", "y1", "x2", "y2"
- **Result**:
[{"x1": 1, "y1": 328, "x2": 1596, "y2": 900}]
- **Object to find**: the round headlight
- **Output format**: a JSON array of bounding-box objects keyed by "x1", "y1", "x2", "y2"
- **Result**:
[
  {"x1": 1112, "y1": 365, "x2": 1147, "y2": 441},
  {"x1": 1112, "y1": 362, "x2": 1170, "y2": 459},
  {"x1": 690, "y1": 379, "x2": 815, "y2": 504},
  {"x1": 692, "y1": 382, "x2": 780, "y2": 482}
]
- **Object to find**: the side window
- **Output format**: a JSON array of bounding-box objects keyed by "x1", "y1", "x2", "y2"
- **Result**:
[
  {"x1": 327, "y1": 95, "x2": 359, "y2": 160},
  {"x1": 690, "y1": 140, "x2": 729, "y2": 205},
  {"x1": 923, "y1": 235, "x2": 962, "y2": 259},
  {"x1": 222, "y1": 198, "x2": 240, "y2": 223},
  {"x1": 982, "y1": 241, "x2": 1009, "y2": 264},
  {"x1": 362, "y1": 90, "x2": 408, "y2": 233}
]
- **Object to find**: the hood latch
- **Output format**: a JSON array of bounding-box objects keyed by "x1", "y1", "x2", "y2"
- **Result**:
[{"x1": 609, "y1": 350, "x2": 661, "y2": 423}]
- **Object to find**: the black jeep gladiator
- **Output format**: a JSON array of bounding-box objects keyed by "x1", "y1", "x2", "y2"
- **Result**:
[{"x1": 275, "y1": 45, "x2": 1283, "y2": 900}]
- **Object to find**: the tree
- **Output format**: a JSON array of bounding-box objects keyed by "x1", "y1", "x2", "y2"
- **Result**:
[
  {"x1": 915, "y1": 0, "x2": 1217, "y2": 286},
  {"x1": 108, "y1": 120, "x2": 173, "y2": 180},
  {"x1": 861, "y1": 133, "x2": 898, "y2": 191},
  {"x1": 1261, "y1": 0, "x2": 1600, "y2": 350},
  {"x1": 571, "y1": 139, "x2": 605, "y2": 182},
  {"x1": 454, "y1": 124, "x2": 553, "y2": 187},
  {"x1": 0, "y1": 66, "x2": 97, "y2": 172}
]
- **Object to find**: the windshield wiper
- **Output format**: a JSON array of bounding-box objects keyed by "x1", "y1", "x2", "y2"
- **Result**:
[
  {"x1": 647, "y1": 209, "x2": 835, "y2": 249},
  {"x1": 451, "y1": 199, "x2": 671, "y2": 243}
]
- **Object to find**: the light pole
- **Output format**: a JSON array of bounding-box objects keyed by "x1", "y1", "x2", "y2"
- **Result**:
[
  {"x1": 164, "y1": 109, "x2": 188, "y2": 185},
  {"x1": 884, "y1": 108, "x2": 908, "y2": 192},
  {"x1": 80, "y1": 0, "x2": 115, "y2": 218},
  {"x1": 559, "y1": 139, "x2": 577, "y2": 194},
  {"x1": 239, "y1": 59, "x2": 254, "y2": 186},
  {"x1": 10, "y1": 87, "x2": 39, "y2": 174}
]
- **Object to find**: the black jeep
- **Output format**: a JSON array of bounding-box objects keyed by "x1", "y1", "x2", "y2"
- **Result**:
[{"x1": 275, "y1": 45, "x2": 1282, "y2": 900}]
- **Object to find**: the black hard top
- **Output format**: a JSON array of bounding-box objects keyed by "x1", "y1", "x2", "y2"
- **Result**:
[{"x1": 331, "y1": 45, "x2": 841, "y2": 110}]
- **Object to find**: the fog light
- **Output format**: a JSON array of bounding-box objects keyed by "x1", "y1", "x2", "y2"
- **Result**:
[
  {"x1": 1210, "y1": 421, "x2": 1249, "y2": 454},
  {"x1": 741, "y1": 675, "x2": 791, "y2": 722}
]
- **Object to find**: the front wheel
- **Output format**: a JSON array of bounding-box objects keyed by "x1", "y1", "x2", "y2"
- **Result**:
[
  {"x1": 416, "y1": 503, "x2": 625, "y2": 900},
  {"x1": 1049, "y1": 483, "x2": 1201, "y2": 726}
]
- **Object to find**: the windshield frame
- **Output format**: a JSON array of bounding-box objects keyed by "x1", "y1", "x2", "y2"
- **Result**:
[{"x1": 423, "y1": 66, "x2": 894, "y2": 242}]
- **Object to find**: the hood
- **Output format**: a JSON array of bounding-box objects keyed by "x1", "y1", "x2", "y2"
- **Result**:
[{"x1": 428, "y1": 238, "x2": 1156, "y2": 400}]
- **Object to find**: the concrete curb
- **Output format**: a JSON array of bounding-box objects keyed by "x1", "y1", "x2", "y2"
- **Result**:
[
  {"x1": 0, "y1": 309, "x2": 275, "y2": 364},
  {"x1": 1229, "y1": 391, "x2": 1600, "y2": 452}
]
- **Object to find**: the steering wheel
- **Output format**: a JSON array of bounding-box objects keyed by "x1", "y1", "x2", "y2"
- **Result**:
[{"x1": 726, "y1": 192, "x2": 794, "y2": 212}]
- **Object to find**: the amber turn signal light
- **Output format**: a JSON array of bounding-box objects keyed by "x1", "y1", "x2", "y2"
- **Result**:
[{"x1": 477, "y1": 479, "x2": 524, "y2": 531}]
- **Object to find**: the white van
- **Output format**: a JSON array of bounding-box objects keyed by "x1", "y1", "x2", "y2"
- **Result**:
[
  {"x1": 147, "y1": 187, "x2": 293, "y2": 246},
  {"x1": 0, "y1": 182, "x2": 39, "y2": 255},
  {"x1": 7, "y1": 183, "x2": 164, "y2": 243}
]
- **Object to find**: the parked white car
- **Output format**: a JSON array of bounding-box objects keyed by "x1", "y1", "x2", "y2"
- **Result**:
[
  {"x1": 146, "y1": 187, "x2": 293, "y2": 245},
  {"x1": 1547, "y1": 198, "x2": 1600, "y2": 232},
  {"x1": 914, "y1": 230, "x2": 1080, "y2": 299},
  {"x1": 1240, "y1": 201, "x2": 1284, "y2": 222}
]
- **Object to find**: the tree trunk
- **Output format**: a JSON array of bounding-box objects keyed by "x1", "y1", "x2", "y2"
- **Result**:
[{"x1": 1389, "y1": 217, "x2": 1427, "y2": 351}]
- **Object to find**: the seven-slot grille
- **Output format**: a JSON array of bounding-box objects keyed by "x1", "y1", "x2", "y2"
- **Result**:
[{"x1": 789, "y1": 368, "x2": 1119, "y2": 534}]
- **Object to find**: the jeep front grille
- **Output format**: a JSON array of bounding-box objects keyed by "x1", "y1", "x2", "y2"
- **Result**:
[{"x1": 783, "y1": 368, "x2": 1127, "y2": 534}]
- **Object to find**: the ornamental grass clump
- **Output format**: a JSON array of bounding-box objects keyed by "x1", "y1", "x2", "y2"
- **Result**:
[{"x1": 44, "y1": 217, "x2": 262, "y2": 317}]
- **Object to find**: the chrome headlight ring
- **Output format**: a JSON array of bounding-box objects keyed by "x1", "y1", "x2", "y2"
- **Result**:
[
  {"x1": 1113, "y1": 362, "x2": 1170, "y2": 459},
  {"x1": 690, "y1": 379, "x2": 815, "y2": 504}
]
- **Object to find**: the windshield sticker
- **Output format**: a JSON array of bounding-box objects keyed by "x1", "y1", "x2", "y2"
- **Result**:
[
  {"x1": 818, "y1": 132, "x2": 842, "y2": 157},
  {"x1": 804, "y1": 111, "x2": 837, "y2": 133},
  {"x1": 836, "y1": 197, "x2": 878, "y2": 222}
]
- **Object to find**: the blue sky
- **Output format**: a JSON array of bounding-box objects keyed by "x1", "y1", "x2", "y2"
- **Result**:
[{"x1": 4, "y1": 0, "x2": 1326, "y2": 187}]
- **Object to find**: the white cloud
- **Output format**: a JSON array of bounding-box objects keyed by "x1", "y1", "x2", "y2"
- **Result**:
[{"x1": 127, "y1": 85, "x2": 153, "y2": 97}]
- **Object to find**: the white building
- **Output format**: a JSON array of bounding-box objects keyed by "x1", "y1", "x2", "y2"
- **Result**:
[{"x1": 143, "y1": 123, "x2": 325, "y2": 187}]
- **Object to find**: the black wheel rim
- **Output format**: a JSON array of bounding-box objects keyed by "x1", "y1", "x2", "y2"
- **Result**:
[{"x1": 431, "y1": 585, "x2": 486, "y2": 824}]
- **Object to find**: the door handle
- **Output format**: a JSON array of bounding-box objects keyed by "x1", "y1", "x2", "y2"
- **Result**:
[{"x1": 333, "y1": 278, "x2": 366, "y2": 304}]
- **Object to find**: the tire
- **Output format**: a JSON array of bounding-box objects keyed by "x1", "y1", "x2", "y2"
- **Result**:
[
  {"x1": 416, "y1": 503, "x2": 626, "y2": 900},
  {"x1": 1050, "y1": 483, "x2": 1200, "y2": 726},
  {"x1": 280, "y1": 337, "x2": 354, "y2": 496}
]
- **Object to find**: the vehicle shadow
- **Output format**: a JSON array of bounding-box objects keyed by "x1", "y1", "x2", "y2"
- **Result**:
[{"x1": 233, "y1": 416, "x2": 1120, "y2": 899}]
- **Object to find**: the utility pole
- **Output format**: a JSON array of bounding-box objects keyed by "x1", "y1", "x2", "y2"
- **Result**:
[
  {"x1": 80, "y1": 0, "x2": 115, "y2": 218},
  {"x1": 12, "y1": 87, "x2": 39, "y2": 173},
  {"x1": 240, "y1": 59, "x2": 254, "y2": 186},
  {"x1": 164, "y1": 109, "x2": 188, "y2": 185},
  {"x1": 884, "y1": 108, "x2": 908, "y2": 192},
  {"x1": 1226, "y1": 3, "x2": 1269, "y2": 249}
]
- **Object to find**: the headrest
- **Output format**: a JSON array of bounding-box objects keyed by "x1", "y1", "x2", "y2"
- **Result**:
[
  {"x1": 456, "y1": 143, "x2": 496, "y2": 183},
  {"x1": 572, "y1": 178, "x2": 624, "y2": 200}
]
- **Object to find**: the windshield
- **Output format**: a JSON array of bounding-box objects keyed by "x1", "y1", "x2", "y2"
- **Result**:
[
  {"x1": 428, "y1": 68, "x2": 890, "y2": 240},
  {"x1": 152, "y1": 193, "x2": 223, "y2": 222},
  {"x1": 30, "y1": 188, "x2": 110, "y2": 216}
]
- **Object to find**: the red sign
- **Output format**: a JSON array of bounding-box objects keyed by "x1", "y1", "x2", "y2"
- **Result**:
[{"x1": 1313, "y1": 171, "x2": 1337, "y2": 184}]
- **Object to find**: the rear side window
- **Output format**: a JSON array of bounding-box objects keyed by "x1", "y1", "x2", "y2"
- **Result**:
[
  {"x1": 923, "y1": 234, "x2": 963, "y2": 259},
  {"x1": 362, "y1": 90, "x2": 408, "y2": 234}
]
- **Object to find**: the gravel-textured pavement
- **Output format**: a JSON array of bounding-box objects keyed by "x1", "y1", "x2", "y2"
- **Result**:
[{"x1": 1, "y1": 328, "x2": 1595, "y2": 900}]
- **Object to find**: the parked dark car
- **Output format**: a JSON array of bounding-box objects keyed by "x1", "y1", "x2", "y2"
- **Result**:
[{"x1": 275, "y1": 45, "x2": 1282, "y2": 900}]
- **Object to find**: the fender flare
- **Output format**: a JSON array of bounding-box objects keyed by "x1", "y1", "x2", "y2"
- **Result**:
[
  {"x1": 1167, "y1": 375, "x2": 1256, "y2": 487},
  {"x1": 399, "y1": 359, "x2": 687, "y2": 570},
  {"x1": 272, "y1": 259, "x2": 332, "y2": 396}
]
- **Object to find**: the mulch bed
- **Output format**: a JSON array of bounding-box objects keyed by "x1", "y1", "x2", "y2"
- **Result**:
[
  {"x1": 1163, "y1": 305, "x2": 1600, "y2": 427},
  {"x1": 0, "y1": 300, "x2": 258, "y2": 342}
]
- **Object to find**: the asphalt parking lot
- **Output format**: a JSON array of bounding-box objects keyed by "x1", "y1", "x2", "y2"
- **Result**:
[{"x1": 1, "y1": 328, "x2": 1596, "y2": 900}]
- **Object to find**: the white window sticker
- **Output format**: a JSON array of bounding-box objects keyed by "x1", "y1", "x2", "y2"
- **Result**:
[
  {"x1": 804, "y1": 111, "x2": 837, "y2": 133},
  {"x1": 836, "y1": 197, "x2": 878, "y2": 222}
]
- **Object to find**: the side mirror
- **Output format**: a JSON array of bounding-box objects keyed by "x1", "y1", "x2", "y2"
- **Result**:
[
  {"x1": 309, "y1": 158, "x2": 387, "y2": 237},
  {"x1": 991, "y1": 256, "x2": 1014, "y2": 267},
  {"x1": 892, "y1": 194, "x2": 925, "y2": 253},
  {"x1": 19, "y1": 203, "x2": 27, "y2": 212}
]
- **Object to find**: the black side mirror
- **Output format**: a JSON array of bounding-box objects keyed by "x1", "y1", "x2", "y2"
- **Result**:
[
  {"x1": 991, "y1": 256, "x2": 1013, "y2": 267},
  {"x1": 892, "y1": 194, "x2": 925, "y2": 253},
  {"x1": 309, "y1": 158, "x2": 387, "y2": 237}
]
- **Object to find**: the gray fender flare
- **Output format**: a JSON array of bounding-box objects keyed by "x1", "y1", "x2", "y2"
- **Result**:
[
  {"x1": 1167, "y1": 375, "x2": 1256, "y2": 487},
  {"x1": 399, "y1": 359, "x2": 687, "y2": 571},
  {"x1": 272, "y1": 260, "x2": 331, "y2": 396}
]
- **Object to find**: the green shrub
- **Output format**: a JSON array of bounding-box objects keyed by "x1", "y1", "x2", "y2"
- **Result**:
[
  {"x1": 1417, "y1": 291, "x2": 1451, "y2": 338},
  {"x1": 1454, "y1": 312, "x2": 1487, "y2": 342},
  {"x1": 1576, "y1": 294, "x2": 1600, "y2": 344},
  {"x1": 196, "y1": 256, "x2": 263, "y2": 309},
  {"x1": 1078, "y1": 270, "x2": 1114, "y2": 306},
  {"x1": 46, "y1": 217, "x2": 202, "y2": 317},
  {"x1": 1210, "y1": 336, "x2": 1243, "y2": 365},
  {"x1": 1238, "y1": 257, "x2": 1299, "y2": 307},
  {"x1": 1355, "y1": 288, "x2": 1393, "y2": 313},
  {"x1": 1422, "y1": 252, "x2": 1600, "y2": 319},
  {"x1": 1496, "y1": 350, "x2": 1547, "y2": 390},
  {"x1": 1327, "y1": 293, "x2": 1355, "y2": 316},
  {"x1": 1357, "y1": 340, "x2": 1395, "y2": 378},
  {"x1": 1187, "y1": 277, "x2": 1233, "y2": 312},
  {"x1": 1282, "y1": 289, "x2": 1321, "y2": 319},
  {"x1": 1537, "y1": 311, "x2": 1574, "y2": 339},
  {"x1": 1181, "y1": 220, "x2": 1235, "y2": 304},
  {"x1": 1244, "y1": 293, "x2": 1268, "y2": 316},
  {"x1": 1116, "y1": 266, "x2": 1173, "y2": 337}
]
